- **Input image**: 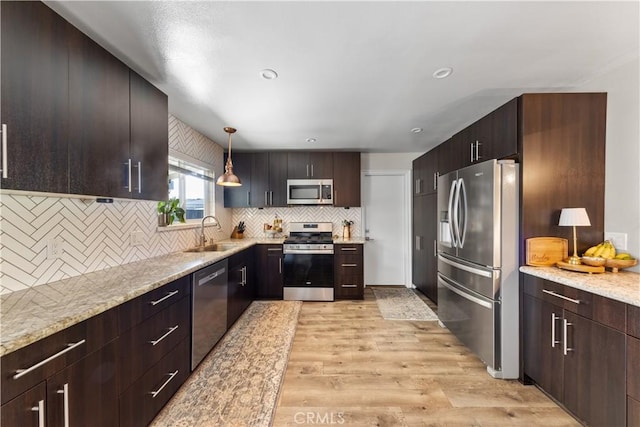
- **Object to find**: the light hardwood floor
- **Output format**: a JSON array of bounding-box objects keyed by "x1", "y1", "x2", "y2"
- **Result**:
[{"x1": 273, "y1": 287, "x2": 580, "y2": 427}]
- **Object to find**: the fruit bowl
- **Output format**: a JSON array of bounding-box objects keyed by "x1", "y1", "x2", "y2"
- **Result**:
[
  {"x1": 581, "y1": 256, "x2": 606, "y2": 267},
  {"x1": 604, "y1": 258, "x2": 638, "y2": 273}
]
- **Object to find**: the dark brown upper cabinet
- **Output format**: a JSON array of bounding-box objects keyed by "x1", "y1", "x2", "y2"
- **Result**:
[
  {"x1": 223, "y1": 152, "x2": 253, "y2": 208},
  {"x1": 129, "y1": 70, "x2": 169, "y2": 202},
  {"x1": 287, "y1": 152, "x2": 333, "y2": 179},
  {"x1": 68, "y1": 27, "x2": 130, "y2": 198},
  {"x1": 254, "y1": 152, "x2": 288, "y2": 207},
  {"x1": 332, "y1": 152, "x2": 361, "y2": 207},
  {"x1": 0, "y1": 1, "x2": 71, "y2": 193}
]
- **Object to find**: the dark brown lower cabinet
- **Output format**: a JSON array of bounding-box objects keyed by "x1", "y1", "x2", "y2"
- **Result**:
[
  {"x1": 228, "y1": 247, "x2": 255, "y2": 327},
  {"x1": 256, "y1": 244, "x2": 283, "y2": 299},
  {"x1": 1, "y1": 382, "x2": 47, "y2": 427},
  {"x1": 119, "y1": 338, "x2": 190, "y2": 427},
  {"x1": 522, "y1": 275, "x2": 626, "y2": 426},
  {"x1": 334, "y1": 244, "x2": 364, "y2": 300},
  {"x1": 629, "y1": 336, "x2": 640, "y2": 427}
]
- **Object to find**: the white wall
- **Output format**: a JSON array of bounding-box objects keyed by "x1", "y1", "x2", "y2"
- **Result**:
[
  {"x1": 361, "y1": 152, "x2": 423, "y2": 171},
  {"x1": 578, "y1": 57, "x2": 639, "y2": 272}
]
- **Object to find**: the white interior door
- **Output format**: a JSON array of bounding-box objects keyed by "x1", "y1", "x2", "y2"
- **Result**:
[{"x1": 362, "y1": 171, "x2": 410, "y2": 286}]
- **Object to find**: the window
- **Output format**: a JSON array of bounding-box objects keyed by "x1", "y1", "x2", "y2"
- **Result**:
[{"x1": 168, "y1": 156, "x2": 215, "y2": 222}]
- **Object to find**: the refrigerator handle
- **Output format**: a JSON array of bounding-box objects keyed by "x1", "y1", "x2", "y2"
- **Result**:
[
  {"x1": 448, "y1": 179, "x2": 459, "y2": 248},
  {"x1": 452, "y1": 179, "x2": 462, "y2": 248},
  {"x1": 458, "y1": 178, "x2": 468, "y2": 248}
]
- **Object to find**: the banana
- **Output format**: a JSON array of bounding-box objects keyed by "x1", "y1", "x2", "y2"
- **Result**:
[
  {"x1": 606, "y1": 241, "x2": 616, "y2": 259},
  {"x1": 615, "y1": 253, "x2": 634, "y2": 260},
  {"x1": 593, "y1": 243, "x2": 605, "y2": 257},
  {"x1": 584, "y1": 245, "x2": 598, "y2": 256}
]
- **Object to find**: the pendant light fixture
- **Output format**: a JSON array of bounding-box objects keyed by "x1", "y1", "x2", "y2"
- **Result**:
[{"x1": 216, "y1": 126, "x2": 242, "y2": 187}]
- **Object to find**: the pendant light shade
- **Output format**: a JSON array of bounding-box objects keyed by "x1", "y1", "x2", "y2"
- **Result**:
[{"x1": 216, "y1": 126, "x2": 242, "y2": 187}]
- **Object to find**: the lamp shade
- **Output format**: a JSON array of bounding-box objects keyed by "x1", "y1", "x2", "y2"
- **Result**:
[{"x1": 559, "y1": 208, "x2": 591, "y2": 227}]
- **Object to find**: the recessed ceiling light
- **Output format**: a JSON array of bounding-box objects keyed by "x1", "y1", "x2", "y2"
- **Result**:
[
  {"x1": 432, "y1": 67, "x2": 453, "y2": 79},
  {"x1": 306, "y1": 137, "x2": 317, "y2": 143},
  {"x1": 411, "y1": 127, "x2": 423, "y2": 133},
  {"x1": 260, "y1": 69, "x2": 278, "y2": 80}
]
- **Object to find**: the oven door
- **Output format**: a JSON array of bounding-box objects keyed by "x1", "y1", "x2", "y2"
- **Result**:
[{"x1": 283, "y1": 252, "x2": 334, "y2": 301}]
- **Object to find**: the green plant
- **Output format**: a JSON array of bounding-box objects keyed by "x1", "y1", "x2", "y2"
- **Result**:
[
  {"x1": 342, "y1": 220, "x2": 354, "y2": 227},
  {"x1": 157, "y1": 197, "x2": 186, "y2": 225}
]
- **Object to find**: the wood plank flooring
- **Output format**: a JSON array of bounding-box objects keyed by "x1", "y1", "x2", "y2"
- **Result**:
[{"x1": 273, "y1": 287, "x2": 579, "y2": 426}]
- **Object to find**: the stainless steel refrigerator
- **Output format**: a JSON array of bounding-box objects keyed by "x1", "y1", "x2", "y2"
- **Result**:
[{"x1": 437, "y1": 159, "x2": 519, "y2": 379}]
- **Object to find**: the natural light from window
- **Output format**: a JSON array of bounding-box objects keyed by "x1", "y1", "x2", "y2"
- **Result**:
[{"x1": 168, "y1": 156, "x2": 215, "y2": 222}]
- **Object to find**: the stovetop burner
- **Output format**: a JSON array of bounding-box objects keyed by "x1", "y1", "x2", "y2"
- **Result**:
[
  {"x1": 284, "y1": 235, "x2": 333, "y2": 244},
  {"x1": 285, "y1": 222, "x2": 334, "y2": 244}
]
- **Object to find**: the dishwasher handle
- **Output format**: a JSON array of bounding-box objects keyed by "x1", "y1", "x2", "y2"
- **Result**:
[{"x1": 197, "y1": 267, "x2": 226, "y2": 286}]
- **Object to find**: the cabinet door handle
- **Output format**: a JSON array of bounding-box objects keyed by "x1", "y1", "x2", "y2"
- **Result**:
[
  {"x1": 1, "y1": 123, "x2": 7, "y2": 179},
  {"x1": 241, "y1": 266, "x2": 246, "y2": 286},
  {"x1": 470, "y1": 142, "x2": 475, "y2": 162},
  {"x1": 14, "y1": 340, "x2": 86, "y2": 379},
  {"x1": 415, "y1": 236, "x2": 421, "y2": 251},
  {"x1": 341, "y1": 247, "x2": 357, "y2": 251},
  {"x1": 150, "y1": 370, "x2": 179, "y2": 398},
  {"x1": 475, "y1": 141, "x2": 481, "y2": 161},
  {"x1": 150, "y1": 289, "x2": 179, "y2": 306},
  {"x1": 247, "y1": 191, "x2": 250, "y2": 206},
  {"x1": 434, "y1": 240, "x2": 437, "y2": 257},
  {"x1": 137, "y1": 161, "x2": 142, "y2": 194},
  {"x1": 30, "y1": 399, "x2": 46, "y2": 427},
  {"x1": 149, "y1": 325, "x2": 179, "y2": 346},
  {"x1": 306, "y1": 164, "x2": 309, "y2": 177},
  {"x1": 56, "y1": 383, "x2": 70, "y2": 427},
  {"x1": 265, "y1": 191, "x2": 269, "y2": 206},
  {"x1": 126, "y1": 159, "x2": 132, "y2": 192},
  {"x1": 341, "y1": 284, "x2": 357, "y2": 288},
  {"x1": 551, "y1": 313, "x2": 561, "y2": 348},
  {"x1": 311, "y1": 164, "x2": 314, "y2": 177},
  {"x1": 433, "y1": 172, "x2": 438, "y2": 191},
  {"x1": 270, "y1": 191, "x2": 273, "y2": 206},
  {"x1": 563, "y1": 318, "x2": 574, "y2": 356},
  {"x1": 542, "y1": 289, "x2": 580, "y2": 305},
  {"x1": 341, "y1": 263, "x2": 358, "y2": 267},
  {"x1": 334, "y1": 189, "x2": 338, "y2": 205},
  {"x1": 279, "y1": 258, "x2": 282, "y2": 274},
  {"x1": 268, "y1": 248, "x2": 282, "y2": 252}
]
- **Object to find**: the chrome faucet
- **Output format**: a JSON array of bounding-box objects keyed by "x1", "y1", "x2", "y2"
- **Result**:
[{"x1": 200, "y1": 215, "x2": 221, "y2": 246}]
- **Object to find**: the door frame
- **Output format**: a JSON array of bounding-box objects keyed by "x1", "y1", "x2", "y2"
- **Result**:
[{"x1": 360, "y1": 169, "x2": 413, "y2": 288}]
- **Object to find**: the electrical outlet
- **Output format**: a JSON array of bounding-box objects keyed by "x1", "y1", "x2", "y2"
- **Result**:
[
  {"x1": 47, "y1": 238, "x2": 64, "y2": 259},
  {"x1": 604, "y1": 232, "x2": 627, "y2": 250},
  {"x1": 131, "y1": 230, "x2": 144, "y2": 246}
]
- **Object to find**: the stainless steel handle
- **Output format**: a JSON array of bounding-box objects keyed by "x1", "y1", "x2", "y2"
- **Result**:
[
  {"x1": 416, "y1": 236, "x2": 421, "y2": 251},
  {"x1": 334, "y1": 189, "x2": 338, "y2": 205},
  {"x1": 30, "y1": 399, "x2": 46, "y2": 427},
  {"x1": 150, "y1": 290, "x2": 179, "y2": 306},
  {"x1": 438, "y1": 254, "x2": 493, "y2": 278},
  {"x1": 551, "y1": 313, "x2": 561, "y2": 348},
  {"x1": 341, "y1": 263, "x2": 358, "y2": 267},
  {"x1": 437, "y1": 275, "x2": 492, "y2": 309},
  {"x1": 470, "y1": 142, "x2": 475, "y2": 162},
  {"x1": 415, "y1": 179, "x2": 420, "y2": 194},
  {"x1": 448, "y1": 180, "x2": 459, "y2": 248},
  {"x1": 311, "y1": 164, "x2": 314, "y2": 177},
  {"x1": 475, "y1": 141, "x2": 481, "y2": 161},
  {"x1": 268, "y1": 247, "x2": 282, "y2": 252},
  {"x1": 434, "y1": 239, "x2": 437, "y2": 257},
  {"x1": 341, "y1": 284, "x2": 357, "y2": 288},
  {"x1": 56, "y1": 383, "x2": 70, "y2": 427},
  {"x1": 14, "y1": 340, "x2": 86, "y2": 379},
  {"x1": 149, "y1": 325, "x2": 179, "y2": 346},
  {"x1": 563, "y1": 318, "x2": 574, "y2": 356},
  {"x1": 127, "y1": 159, "x2": 132, "y2": 192},
  {"x1": 433, "y1": 172, "x2": 439, "y2": 190},
  {"x1": 279, "y1": 257, "x2": 282, "y2": 274},
  {"x1": 458, "y1": 178, "x2": 467, "y2": 248},
  {"x1": 265, "y1": 191, "x2": 269, "y2": 206},
  {"x1": 1, "y1": 124, "x2": 7, "y2": 179},
  {"x1": 247, "y1": 191, "x2": 250, "y2": 206},
  {"x1": 306, "y1": 164, "x2": 309, "y2": 177},
  {"x1": 340, "y1": 247, "x2": 357, "y2": 251},
  {"x1": 270, "y1": 191, "x2": 273, "y2": 205},
  {"x1": 542, "y1": 289, "x2": 581, "y2": 305},
  {"x1": 200, "y1": 268, "x2": 226, "y2": 284},
  {"x1": 137, "y1": 161, "x2": 142, "y2": 193},
  {"x1": 150, "y1": 370, "x2": 179, "y2": 398},
  {"x1": 241, "y1": 266, "x2": 246, "y2": 286}
]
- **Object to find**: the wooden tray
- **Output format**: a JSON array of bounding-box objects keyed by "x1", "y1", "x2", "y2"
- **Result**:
[
  {"x1": 526, "y1": 237, "x2": 568, "y2": 266},
  {"x1": 556, "y1": 260, "x2": 605, "y2": 274}
]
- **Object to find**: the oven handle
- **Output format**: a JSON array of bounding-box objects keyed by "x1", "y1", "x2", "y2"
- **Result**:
[{"x1": 283, "y1": 249, "x2": 334, "y2": 255}]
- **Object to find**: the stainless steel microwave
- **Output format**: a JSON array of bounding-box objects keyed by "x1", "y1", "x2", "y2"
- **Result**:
[{"x1": 287, "y1": 179, "x2": 333, "y2": 205}]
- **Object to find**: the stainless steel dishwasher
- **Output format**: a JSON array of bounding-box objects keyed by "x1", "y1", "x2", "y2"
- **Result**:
[{"x1": 191, "y1": 259, "x2": 228, "y2": 370}]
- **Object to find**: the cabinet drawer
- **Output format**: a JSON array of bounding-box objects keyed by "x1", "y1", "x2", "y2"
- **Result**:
[
  {"x1": 592, "y1": 294, "x2": 626, "y2": 332},
  {"x1": 118, "y1": 296, "x2": 190, "y2": 392},
  {"x1": 119, "y1": 275, "x2": 190, "y2": 332},
  {"x1": 629, "y1": 305, "x2": 640, "y2": 339},
  {"x1": 335, "y1": 256, "x2": 363, "y2": 272},
  {"x1": 335, "y1": 275, "x2": 363, "y2": 299},
  {"x1": 1, "y1": 308, "x2": 118, "y2": 405},
  {"x1": 335, "y1": 244, "x2": 363, "y2": 255},
  {"x1": 522, "y1": 275, "x2": 592, "y2": 318},
  {"x1": 1, "y1": 382, "x2": 46, "y2": 427},
  {"x1": 119, "y1": 337, "x2": 190, "y2": 427}
]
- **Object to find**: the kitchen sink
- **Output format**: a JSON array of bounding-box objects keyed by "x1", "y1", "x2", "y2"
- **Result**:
[{"x1": 184, "y1": 243, "x2": 242, "y2": 253}]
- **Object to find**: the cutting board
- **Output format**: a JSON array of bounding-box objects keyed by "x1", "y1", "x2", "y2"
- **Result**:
[{"x1": 526, "y1": 237, "x2": 568, "y2": 266}]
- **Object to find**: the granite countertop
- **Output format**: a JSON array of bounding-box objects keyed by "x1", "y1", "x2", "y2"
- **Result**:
[
  {"x1": 520, "y1": 265, "x2": 640, "y2": 307},
  {"x1": 0, "y1": 235, "x2": 365, "y2": 357},
  {"x1": 0, "y1": 238, "x2": 267, "y2": 357},
  {"x1": 333, "y1": 237, "x2": 366, "y2": 244}
]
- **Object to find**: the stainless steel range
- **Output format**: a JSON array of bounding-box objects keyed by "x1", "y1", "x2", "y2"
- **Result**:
[{"x1": 283, "y1": 222, "x2": 334, "y2": 301}]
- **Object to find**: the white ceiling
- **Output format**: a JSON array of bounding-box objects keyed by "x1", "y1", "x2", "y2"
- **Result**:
[{"x1": 46, "y1": 1, "x2": 639, "y2": 153}]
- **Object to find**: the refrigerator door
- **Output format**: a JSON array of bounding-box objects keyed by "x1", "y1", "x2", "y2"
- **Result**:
[
  {"x1": 438, "y1": 253, "x2": 500, "y2": 300},
  {"x1": 437, "y1": 170, "x2": 458, "y2": 257},
  {"x1": 456, "y1": 159, "x2": 501, "y2": 268},
  {"x1": 437, "y1": 272, "x2": 499, "y2": 370}
]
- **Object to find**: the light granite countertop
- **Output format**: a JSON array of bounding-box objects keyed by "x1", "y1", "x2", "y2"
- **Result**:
[
  {"x1": 520, "y1": 265, "x2": 640, "y2": 307},
  {"x1": 0, "y1": 238, "x2": 274, "y2": 357},
  {"x1": 0, "y1": 236, "x2": 364, "y2": 357}
]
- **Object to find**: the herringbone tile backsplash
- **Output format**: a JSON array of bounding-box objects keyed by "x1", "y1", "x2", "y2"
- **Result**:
[{"x1": 0, "y1": 114, "x2": 362, "y2": 294}]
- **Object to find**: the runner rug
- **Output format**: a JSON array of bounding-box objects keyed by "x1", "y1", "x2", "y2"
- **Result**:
[{"x1": 372, "y1": 286, "x2": 439, "y2": 321}]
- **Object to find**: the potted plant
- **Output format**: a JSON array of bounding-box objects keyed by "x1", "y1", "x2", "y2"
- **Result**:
[
  {"x1": 157, "y1": 197, "x2": 186, "y2": 226},
  {"x1": 342, "y1": 220, "x2": 353, "y2": 240}
]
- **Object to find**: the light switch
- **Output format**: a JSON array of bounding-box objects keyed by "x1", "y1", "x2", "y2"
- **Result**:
[{"x1": 604, "y1": 232, "x2": 627, "y2": 251}]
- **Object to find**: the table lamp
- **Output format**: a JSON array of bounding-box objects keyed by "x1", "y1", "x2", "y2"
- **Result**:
[{"x1": 559, "y1": 208, "x2": 591, "y2": 265}]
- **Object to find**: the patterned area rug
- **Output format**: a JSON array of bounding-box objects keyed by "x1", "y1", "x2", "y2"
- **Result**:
[
  {"x1": 152, "y1": 300, "x2": 302, "y2": 427},
  {"x1": 372, "y1": 287, "x2": 439, "y2": 321}
]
